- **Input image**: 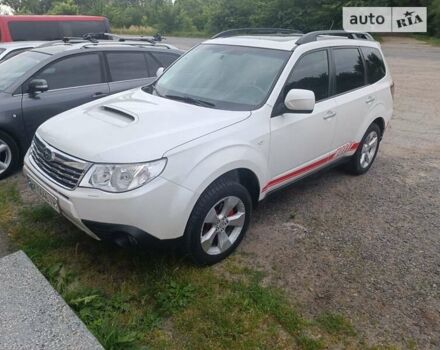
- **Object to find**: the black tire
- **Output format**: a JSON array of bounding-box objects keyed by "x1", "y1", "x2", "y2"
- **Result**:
[
  {"x1": 0, "y1": 131, "x2": 20, "y2": 180},
  {"x1": 184, "y1": 177, "x2": 252, "y2": 266},
  {"x1": 346, "y1": 123, "x2": 381, "y2": 175}
]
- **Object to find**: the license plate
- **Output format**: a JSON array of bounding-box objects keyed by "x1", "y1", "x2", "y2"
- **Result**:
[{"x1": 27, "y1": 176, "x2": 60, "y2": 213}]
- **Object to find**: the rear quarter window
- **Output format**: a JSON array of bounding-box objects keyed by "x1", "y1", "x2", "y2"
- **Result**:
[{"x1": 361, "y1": 47, "x2": 386, "y2": 84}]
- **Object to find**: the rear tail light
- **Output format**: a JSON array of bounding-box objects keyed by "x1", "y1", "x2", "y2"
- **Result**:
[{"x1": 390, "y1": 81, "x2": 395, "y2": 99}]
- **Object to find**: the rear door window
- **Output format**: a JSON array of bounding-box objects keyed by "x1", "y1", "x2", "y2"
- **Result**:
[
  {"x1": 106, "y1": 52, "x2": 149, "y2": 81},
  {"x1": 150, "y1": 52, "x2": 179, "y2": 68},
  {"x1": 33, "y1": 53, "x2": 103, "y2": 90},
  {"x1": 333, "y1": 48, "x2": 365, "y2": 94},
  {"x1": 285, "y1": 50, "x2": 329, "y2": 102},
  {"x1": 361, "y1": 47, "x2": 386, "y2": 84}
]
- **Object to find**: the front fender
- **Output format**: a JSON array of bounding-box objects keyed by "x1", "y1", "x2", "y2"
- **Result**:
[{"x1": 163, "y1": 142, "x2": 268, "y2": 197}]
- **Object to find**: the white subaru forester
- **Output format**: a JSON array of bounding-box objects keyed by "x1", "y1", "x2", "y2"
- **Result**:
[{"x1": 24, "y1": 30, "x2": 393, "y2": 265}]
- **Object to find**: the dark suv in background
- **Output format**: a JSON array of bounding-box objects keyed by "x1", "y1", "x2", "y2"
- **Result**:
[{"x1": 0, "y1": 39, "x2": 182, "y2": 179}]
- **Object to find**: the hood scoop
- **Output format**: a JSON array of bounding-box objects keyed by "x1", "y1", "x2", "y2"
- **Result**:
[{"x1": 88, "y1": 105, "x2": 137, "y2": 127}]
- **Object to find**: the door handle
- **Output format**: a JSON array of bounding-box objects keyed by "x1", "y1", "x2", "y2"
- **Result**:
[
  {"x1": 365, "y1": 96, "x2": 375, "y2": 104},
  {"x1": 92, "y1": 92, "x2": 107, "y2": 98},
  {"x1": 323, "y1": 110, "x2": 337, "y2": 120}
]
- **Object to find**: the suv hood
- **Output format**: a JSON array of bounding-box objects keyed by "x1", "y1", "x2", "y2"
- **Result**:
[{"x1": 37, "y1": 88, "x2": 250, "y2": 163}]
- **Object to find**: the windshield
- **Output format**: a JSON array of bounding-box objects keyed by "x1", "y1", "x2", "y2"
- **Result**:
[
  {"x1": 0, "y1": 48, "x2": 5, "y2": 55},
  {"x1": 0, "y1": 51, "x2": 48, "y2": 92},
  {"x1": 152, "y1": 44, "x2": 290, "y2": 111}
]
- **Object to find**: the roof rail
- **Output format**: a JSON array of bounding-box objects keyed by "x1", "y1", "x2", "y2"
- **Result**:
[
  {"x1": 296, "y1": 30, "x2": 374, "y2": 45},
  {"x1": 212, "y1": 28, "x2": 302, "y2": 39}
]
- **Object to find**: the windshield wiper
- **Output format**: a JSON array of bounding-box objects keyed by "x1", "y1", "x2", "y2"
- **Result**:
[{"x1": 164, "y1": 94, "x2": 216, "y2": 108}]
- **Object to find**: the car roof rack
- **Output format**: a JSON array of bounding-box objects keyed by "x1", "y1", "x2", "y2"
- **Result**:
[
  {"x1": 81, "y1": 42, "x2": 171, "y2": 50},
  {"x1": 83, "y1": 32, "x2": 164, "y2": 44},
  {"x1": 63, "y1": 36, "x2": 98, "y2": 44},
  {"x1": 296, "y1": 30, "x2": 374, "y2": 45},
  {"x1": 37, "y1": 33, "x2": 174, "y2": 50},
  {"x1": 212, "y1": 28, "x2": 302, "y2": 39},
  {"x1": 37, "y1": 37, "x2": 90, "y2": 48}
]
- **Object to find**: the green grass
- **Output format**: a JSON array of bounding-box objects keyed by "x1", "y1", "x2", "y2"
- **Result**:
[
  {"x1": 316, "y1": 312, "x2": 356, "y2": 337},
  {"x1": 0, "y1": 180, "x2": 407, "y2": 349},
  {"x1": 412, "y1": 34, "x2": 440, "y2": 46}
]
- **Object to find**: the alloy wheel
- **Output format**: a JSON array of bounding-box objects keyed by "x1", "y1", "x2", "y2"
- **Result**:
[
  {"x1": 0, "y1": 139, "x2": 11, "y2": 175},
  {"x1": 360, "y1": 130, "x2": 379, "y2": 168},
  {"x1": 200, "y1": 196, "x2": 246, "y2": 255}
]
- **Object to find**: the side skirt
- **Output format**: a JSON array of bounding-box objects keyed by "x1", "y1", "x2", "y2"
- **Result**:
[{"x1": 261, "y1": 156, "x2": 351, "y2": 199}]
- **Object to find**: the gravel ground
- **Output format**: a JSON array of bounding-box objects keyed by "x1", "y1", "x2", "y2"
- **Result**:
[
  {"x1": 0, "y1": 36, "x2": 438, "y2": 347},
  {"x1": 241, "y1": 37, "x2": 440, "y2": 348}
]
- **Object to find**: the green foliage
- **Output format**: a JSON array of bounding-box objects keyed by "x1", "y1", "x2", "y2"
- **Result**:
[
  {"x1": 21, "y1": 203, "x2": 57, "y2": 222},
  {"x1": 429, "y1": 0, "x2": 440, "y2": 36},
  {"x1": 0, "y1": 182, "x2": 20, "y2": 204},
  {"x1": 155, "y1": 280, "x2": 196, "y2": 314},
  {"x1": 235, "y1": 273, "x2": 303, "y2": 335},
  {"x1": 3, "y1": 0, "x2": 438, "y2": 37},
  {"x1": 48, "y1": 0, "x2": 78, "y2": 15}
]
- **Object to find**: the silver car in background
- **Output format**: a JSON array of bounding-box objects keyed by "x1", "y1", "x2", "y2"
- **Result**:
[{"x1": 0, "y1": 41, "x2": 45, "y2": 62}]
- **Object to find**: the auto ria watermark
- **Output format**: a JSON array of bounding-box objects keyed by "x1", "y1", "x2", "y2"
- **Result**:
[{"x1": 343, "y1": 7, "x2": 427, "y2": 32}]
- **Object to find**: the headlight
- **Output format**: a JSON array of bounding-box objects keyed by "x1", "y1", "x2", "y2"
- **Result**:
[{"x1": 81, "y1": 159, "x2": 167, "y2": 193}]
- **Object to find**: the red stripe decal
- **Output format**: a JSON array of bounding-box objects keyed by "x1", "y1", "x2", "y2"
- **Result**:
[
  {"x1": 262, "y1": 142, "x2": 359, "y2": 193},
  {"x1": 350, "y1": 142, "x2": 360, "y2": 151}
]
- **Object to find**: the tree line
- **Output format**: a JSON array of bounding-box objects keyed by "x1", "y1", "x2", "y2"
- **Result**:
[{"x1": 2, "y1": 0, "x2": 439, "y2": 37}]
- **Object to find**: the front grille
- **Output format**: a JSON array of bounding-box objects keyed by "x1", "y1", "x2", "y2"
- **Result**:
[{"x1": 30, "y1": 136, "x2": 89, "y2": 190}]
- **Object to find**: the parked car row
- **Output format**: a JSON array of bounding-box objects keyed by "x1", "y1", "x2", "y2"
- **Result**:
[
  {"x1": 1, "y1": 28, "x2": 393, "y2": 265},
  {"x1": 0, "y1": 38, "x2": 182, "y2": 179}
]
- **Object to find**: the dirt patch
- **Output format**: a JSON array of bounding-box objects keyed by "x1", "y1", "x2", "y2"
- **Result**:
[{"x1": 241, "y1": 37, "x2": 440, "y2": 348}]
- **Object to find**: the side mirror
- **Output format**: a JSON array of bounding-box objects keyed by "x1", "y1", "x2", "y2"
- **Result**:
[
  {"x1": 156, "y1": 67, "x2": 164, "y2": 78},
  {"x1": 28, "y1": 79, "x2": 48, "y2": 94},
  {"x1": 284, "y1": 89, "x2": 315, "y2": 113}
]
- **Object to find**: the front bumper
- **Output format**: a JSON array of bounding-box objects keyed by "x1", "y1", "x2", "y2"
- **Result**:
[{"x1": 23, "y1": 152, "x2": 196, "y2": 241}]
